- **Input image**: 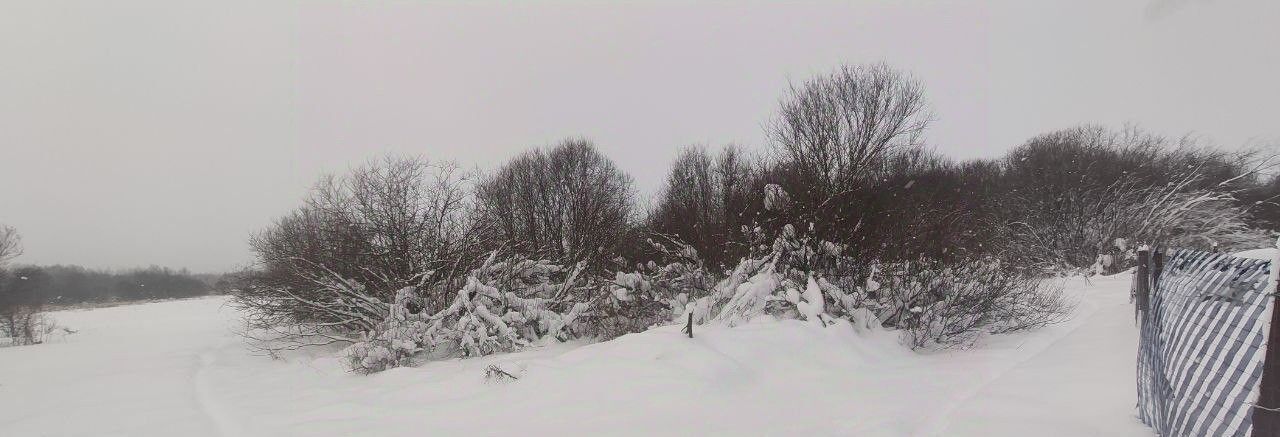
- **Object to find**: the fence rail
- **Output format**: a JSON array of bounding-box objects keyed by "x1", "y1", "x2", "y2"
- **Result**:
[{"x1": 1134, "y1": 247, "x2": 1280, "y2": 437}]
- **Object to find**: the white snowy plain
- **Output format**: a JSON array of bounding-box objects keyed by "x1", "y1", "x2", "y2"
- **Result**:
[{"x1": 0, "y1": 274, "x2": 1154, "y2": 436}]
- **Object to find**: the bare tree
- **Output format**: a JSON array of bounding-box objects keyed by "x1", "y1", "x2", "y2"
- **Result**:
[
  {"x1": 233, "y1": 156, "x2": 482, "y2": 352},
  {"x1": 476, "y1": 138, "x2": 636, "y2": 268},
  {"x1": 1, "y1": 267, "x2": 52, "y2": 345},
  {"x1": 0, "y1": 227, "x2": 50, "y2": 345},
  {"x1": 770, "y1": 63, "x2": 931, "y2": 198},
  {"x1": 649, "y1": 145, "x2": 757, "y2": 266},
  {"x1": 0, "y1": 226, "x2": 20, "y2": 267}
]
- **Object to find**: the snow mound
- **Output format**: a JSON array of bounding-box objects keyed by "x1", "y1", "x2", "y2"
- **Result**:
[{"x1": 270, "y1": 319, "x2": 921, "y2": 435}]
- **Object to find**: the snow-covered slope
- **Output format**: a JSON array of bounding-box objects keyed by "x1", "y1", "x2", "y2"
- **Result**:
[{"x1": 0, "y1": 275, "x2": 1153, "y2": 436}]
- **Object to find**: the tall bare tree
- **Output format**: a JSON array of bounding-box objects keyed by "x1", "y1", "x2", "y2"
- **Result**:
[
  {"x1": 650, "y1": 145, "x2": 757, "y2": 266},
  {"x1": 771, "y1": 63, "x2": 931, "y2": 198},
  {"x1": 0, "y1": 226, "x2": 19, "y2": 267},
  {"x1": 476, "y1": 138, "x2": 636, "y2": 268}
]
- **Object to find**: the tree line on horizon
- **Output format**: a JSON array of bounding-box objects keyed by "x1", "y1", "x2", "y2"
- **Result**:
[
  {"x1": 8, "y1": 264, "x2": 220, "y2": 305},
  {"x1": 0, "y1": 230, "x2": 221, "y2": 344}
]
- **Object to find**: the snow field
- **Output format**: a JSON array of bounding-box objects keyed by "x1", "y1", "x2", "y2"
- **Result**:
[{"x1": 0, "y1": 274, "x2": 1152, "y2": 436}]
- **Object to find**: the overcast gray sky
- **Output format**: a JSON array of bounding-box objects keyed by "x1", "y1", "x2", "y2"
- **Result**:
[{"x1": 1, "y1": 0, "x2": 1277, "y2": 272}]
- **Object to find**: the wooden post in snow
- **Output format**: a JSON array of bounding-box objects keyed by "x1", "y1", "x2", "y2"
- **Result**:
[{"x1": 1152, "y1": 248, "x2": 1164, "y2": 298}]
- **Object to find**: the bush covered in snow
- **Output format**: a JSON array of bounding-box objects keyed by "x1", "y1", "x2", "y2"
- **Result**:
[
  {"x1": 345, "y1": 287, "x2": 432, "y2": 373},
  {"x1": 425, "y1": 255, "x2": 584, "y2": 358},
  {"x1": 347, "y1": 254, "x2": 586, "y2": 372},
  {"x1": 579, "y1": 269, "x2": 689, "y2": 340},
  {"x1": 712, "y1": 222, "x2": 860, "y2": 327},
  {"x1": 0, "y1": 311, "x2": 62, "y2": 347},
  {"x1": 345, "y1": 243, "x2": 721, "y2": 372},
  {"x1": 674, "y1": 185, "x2": 1070, "y2": 350},
  {"x1": 577, "y1": 237, "x2": 714, "y2": 339},
  {"x1": 869, "y1": 258, "x2": 1070, "y2": 348}
]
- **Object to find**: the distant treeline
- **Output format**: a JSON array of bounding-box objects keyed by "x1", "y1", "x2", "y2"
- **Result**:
[{"x1": 6, "y1": 264, "x2": 224, "y2": 307}]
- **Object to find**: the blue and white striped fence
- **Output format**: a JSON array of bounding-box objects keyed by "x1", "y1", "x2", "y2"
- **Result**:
[{"x1": 1135, "y1": 248, "x2": 1280, "y2": 436}]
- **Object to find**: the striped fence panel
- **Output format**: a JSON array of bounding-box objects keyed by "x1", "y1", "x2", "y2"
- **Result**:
[{"x1": 1135, "y1": 248, "x2": 1279, "y2": 436}]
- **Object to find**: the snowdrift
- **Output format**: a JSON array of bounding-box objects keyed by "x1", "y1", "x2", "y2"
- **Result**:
[{"x1": 0, "y1": 274, "x2": 1153, "y2": 436}]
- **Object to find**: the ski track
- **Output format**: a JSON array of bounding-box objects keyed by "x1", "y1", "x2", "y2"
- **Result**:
[{"x1": 914, "y1": 286, "x2": 1110, "y2": 435}]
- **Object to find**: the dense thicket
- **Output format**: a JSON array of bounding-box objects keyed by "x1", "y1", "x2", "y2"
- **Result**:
[
  {"x1": 653, "y1": 126, "x2": 1273, "y2": 274},
  {"x1": 234, "y1": 62, "x2": 1277, "y2": 372},
  {"x1": 995, "y1": 127, "x2": 1271, "y2": 271}
]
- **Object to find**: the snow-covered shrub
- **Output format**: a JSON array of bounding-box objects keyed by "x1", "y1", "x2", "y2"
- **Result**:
[
  {"x1": 425, "y1": 255, "x2": 584, "y2": 357},
  {"x1": 680, "y1": 254, "x2": 768, "y2": 325},
  {"x1": 346, "y1": 240, "x2": 718, "y2": 372},
  {"x1": 346, "y1": 254, "x2": 585, "y2": 372},
  {"x1": 671, "y1": 184, "x2": 869, "y2": 328},
  {"x1": 718, "y1": 261, "x2": 867, "y2": 328},
  {"x1": 582, "y1": 271, "x2": 681, "y2": 339},
  {"x1": 346, "y1": 287, "x2": 431, "y2": 373},
  {"x1": 345, "y1": 252, "x2": 581, "y2": 371},
  {"x1": 871, "y1": 258, "x2": 1070, "y2": 349},
  {"x1": 711, "y1": 218, "x2": 866, "y2": 327},
  {"x1": 579, "y1": 237, "x2": 714, "y2": 339},
  {"x1": 708, "y1": 254, "x2": 782, "y2": 326},
  {"x1": 0, "y1": 311, "x2": 60, "y2": 347}
]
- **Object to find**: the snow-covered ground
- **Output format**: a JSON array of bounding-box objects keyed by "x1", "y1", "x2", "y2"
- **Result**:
[{"x1": 0, "y1": 274, "x2": 1153, "y2": 436}]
